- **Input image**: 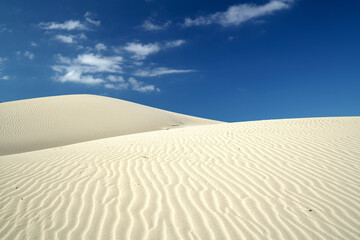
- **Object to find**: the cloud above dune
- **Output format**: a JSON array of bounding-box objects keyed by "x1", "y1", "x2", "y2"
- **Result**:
[
  {"x1": 51, "y1": 53, "x2": 160, "y2": 92},
  {"x1": 128, "y1": 77, "x2": 159, "y2": 92},
  {"x1": 184, "y1": 0, "x2": 292, "y2": 27},
  {"x1": 56, "y1": 70, "x2": 104, "y2": 85},
  {"x1": 39, "y1": 13, "x2": 191, "y2": 93},
  {"x1": 52, "y1": 53, "x2": 122, "y2": 85},
  {"x1": 104, "y1": 76, "x2": 158, "y2": 92}
]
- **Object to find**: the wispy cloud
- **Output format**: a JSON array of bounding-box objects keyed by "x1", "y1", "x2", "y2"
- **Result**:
[
  {"x1": 95, "y1": 43, "x2": 107, "y2": 51},
  {"x1": 76, "y1": 54, "x2": 122, "y2": 72},
  {"x1": 30, "y1": 42, "x2": 38, "y2": 47},
  {"x1": 55, "y1": 34, "x2": 75, "y2": 44},
  {"x1": 24, "y1": 51, "x2": 35, "y2": 60},
  {"x1": 84, "y1": 12, "x2": 101, "y2": 26},
  {"x1": 141, "y1": 19, "x2": 171, "y2": 31},
  {"x1": 54, "y1": 70, "x2": 104, "y2": 85},
  {"x1": 16, "y1": 51, "x2": 34, "y2": 60},
  {"x1": 55, "y1": 34, "x2": 86, "y2": 44},
  {"x1": 104, "y1": 77, "x2": 158, "y2": 92},
  {"x1": 183, "y1": 0, "x2": 292, "y2": 27},
  {"x1": 124, "y1": 40, "x2": 186, "y2": 59},
  {"x1": 128, "y1": 77, "x2": 159, "y2": 92},
  {"x1": 107, "y1": 75, "x2": 125, "y2": 82},
  {"x1": 104, "y1": 82, "x2": 128, "y2": 90},
  {"x1": 0, "y1": 75, "x2": 9, "y2": 80},
  {"x1": 49, "y1": 41, "x2": 163, "y2": 92},
  {"x1": 124, "y1": 42, "x2": 161, "y2": 60},
  {"x1": 39, "y1": 20, "x2": 88, "y2": 31},
  {"x1": 38, "y1": 11, "x2": 101, "y2": 33},
  {"x1": 0, "y1": 57, "x2": 9, "y2": 80},
  {"x1": 52, "y1": 53, "x2": 123, "y2": 85},
  {"x1": 0, "y1": 24, "x2": 11, "y2": 33},
  {"x1": 53, "y1": 53, "x2": 122, "y2": 74},
  {"x1": 134, "y1": 67, "x2": 195, "y2": 77},
  {"x1": 0, "y1": 57, "x2": 6, "y2": 71},
  {"x1": 164, "y1": 39, "x2": 186, "y2": 48}
]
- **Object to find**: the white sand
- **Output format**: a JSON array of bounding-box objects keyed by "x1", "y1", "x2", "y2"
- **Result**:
[
  {"x1": 0, "y1": 95, "x2": 218, "y2": 156},
  {"x1": 0, "y1": 95, "x2": 359, "y2": 240}
]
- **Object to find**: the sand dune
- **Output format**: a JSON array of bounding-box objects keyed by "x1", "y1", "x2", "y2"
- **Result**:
[
  {"x1": 0, "y1": 95, "x2": 219, "y2": 155},
  {"x1": 1, "y1": 115, "x2": 359, "y2": 239}
]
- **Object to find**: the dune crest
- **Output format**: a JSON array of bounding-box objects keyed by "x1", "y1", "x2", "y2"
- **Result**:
[
  {"x1": 0, "y1": 116, "x2": 359, "y2": 239},
  {"x1": 0, "y1": 94, "x2": 219, "y2": 155}
]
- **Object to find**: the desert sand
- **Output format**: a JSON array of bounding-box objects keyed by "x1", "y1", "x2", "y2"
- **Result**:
[
  {"x1": 0, "y1": 95, "x2": 218, "y2": 156},
  {"x1": 0, "y1": 95, "x2": 359, "y2": 240}
]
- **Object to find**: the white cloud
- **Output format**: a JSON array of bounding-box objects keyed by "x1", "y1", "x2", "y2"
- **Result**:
[
  {"x1": 39, "y1": 20, "x2": 88, "y2": 31},
  {"x1": 164, "y1": 39, "x2": 186, "y2": 48},
  {"x1": 30, "y1": 42, "x2": 38, "y2": 47},
  {"x1": 184, "y1": 0, "x2": 292, "y2": 27},
  {"x1": 124, "y1": 40, "x2": 186, "y2": 59},
  {"x1": 134, "y1": 67, "x2": 195, "y2": 77},
  {"x1": 24, "y1": 51, "x2": 34, "y2": 60},
  {"x1": 55, "y1": 33, "x2": 86, "y2": 44},
  {"x1": 55, "y1": 34, "x2": 75, "y2": 44},
  {"x1": 85, "y1": 12, "x2": 101, "y2": 26},
  {"x1": 15, "y1": 51, "x2": 34, "y2": 60},
  {"x1": 76, "y1": 54, "x2": 122, "y2": 72},
  {"x1": 95, "y1": 43, "x2": 107, "y2": 51},
  {"x1": 56, "y1": 70, "x2": 104, "y2": 85},
  {"x1": 107, "y1": 75, "x2": 125, "y2": 82},
  {"x1": 104, "y1": 76, "x2": 158, "y2": 93},
  {"x1": 105, "y1": 76, "x2": 158, "y2": 93},
  {"x1": 141, "y1": 19, "x2": 171, "y2": 31},
  {"x1": 52, "y1": 53, "x2": 123, "y2": 85},
  {"x1": 55, "y1": 54, "x2": 71, "y2": 64},
  {"x1": 128, "y1": 77, "x2": 159, "y2": 92},
  {"x1": 104, "y1": 83, "x2": 129, "y2": 90},
  {"x1": 124, "y1": 42, "x2": 160, "y2": 60},
  {"x1": 1, "y1": 75, "x2": 9, "y2": 80}
]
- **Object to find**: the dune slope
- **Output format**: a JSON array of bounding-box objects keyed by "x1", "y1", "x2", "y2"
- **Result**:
[
  {"x1": 0, "y1": 94, "x2": 219, "y2": 155},
  {"x1": 0, "y1": 117, "x2": 359, "y2": 239}
]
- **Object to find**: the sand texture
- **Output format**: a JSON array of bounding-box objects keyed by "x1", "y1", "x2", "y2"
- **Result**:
[
  {"x1": 0, "y1": 104, "x2": 359, "y2": 239},
  {"x1": 0, "y1": 95, "x2": 218, "y2": 156}
]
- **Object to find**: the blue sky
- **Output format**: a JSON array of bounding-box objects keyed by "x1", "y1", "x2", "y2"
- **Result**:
[{"x1": 0, "y1": 0, "x2": 359, "y2": 122}]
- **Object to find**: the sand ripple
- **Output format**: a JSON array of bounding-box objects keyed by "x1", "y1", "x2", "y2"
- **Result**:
[{"x1": 0, "y1": 117, "x2": 359, "y2": 239}]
